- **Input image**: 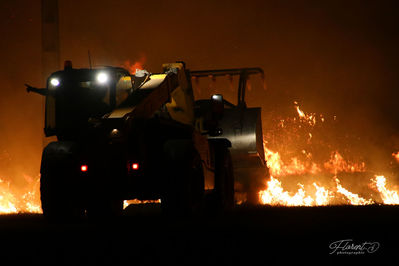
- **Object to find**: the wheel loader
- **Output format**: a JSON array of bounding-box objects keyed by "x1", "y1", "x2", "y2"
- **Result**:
[{"x1": 26, "y1": 61, "x2": 268, "y2": 219}]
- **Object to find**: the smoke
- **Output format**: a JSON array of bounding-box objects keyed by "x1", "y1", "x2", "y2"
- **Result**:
[{"x1": 0, "y1": 1, "x2": 42, "y2": 190}]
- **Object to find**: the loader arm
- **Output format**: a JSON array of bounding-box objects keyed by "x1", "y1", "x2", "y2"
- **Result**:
[
  {"x1": 107, "y1": 73, "x2": 178, "y2": 120},
  {"x1": 109, "y1": 63, "x2": 196, "y2": 128}
]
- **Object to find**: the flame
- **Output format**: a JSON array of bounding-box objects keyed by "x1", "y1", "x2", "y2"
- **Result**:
[
  {"x1": 294, "y1": 103, "x2": 317, "y2": 126},
  {"x1": 259, "y1": 176, "x2": 314, "y2": 206},
  {"x1": 123, "y1": 54, "x2": 146, "y2": 75},
  {"x1": 0, "y1": 179, "x2": 18, "y2": 213},
  {"x1": 264, "y1": 146, "x2": 364, "y2": 177},
  {"x1": 263, "y1": 102, "x2": 366, "y2": 178},
  {"x1": 259, "y1": 175, "x2": 381, "y2": 206},
  {"x1": 372, "y1": 176, "x2": 399, "y2": 204},
  {"x1": 324, "y1": 151, "x2": 365, "y2": 174},
  {"x1": 123, "y1": 199, "x2": 161, "y2": 209},
  {"x1": 335, "y1": 177, "x2": 373, "y2": 205},
  {"x1": 0, "y1": 177, "x2": 41, "y2": 213},
  {"x1": 296, "y1": 106, "x2": 305, "y2": 118},
  {"x1": 258, "y1": 102, "x2": 399, "y2": 206},
  {"x1": 313, "y1": 182, "x2": 332, "y2": 206},
  {"x1": 264, "y1": 147, "x2": 321, "y2": 176}
]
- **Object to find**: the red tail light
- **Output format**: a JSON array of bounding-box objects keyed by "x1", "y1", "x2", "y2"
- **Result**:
[
  {"x1": 131, "y1": 163, "x2": 139, "y2": 170},
  {"x1": 81, "y1": 165, "x2": 88, "y2": 172}
]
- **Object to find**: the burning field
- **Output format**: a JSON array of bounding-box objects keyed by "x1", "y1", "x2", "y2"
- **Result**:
[
  {"x1": 0, "y1": 174, "x2": 41, "y2": 214},
  {"x1": 259, "y1": 103, "x2": 399, "y2": 206},
  {"x1": 0, "y1": 101, "x2": 397, "y2": 214}
]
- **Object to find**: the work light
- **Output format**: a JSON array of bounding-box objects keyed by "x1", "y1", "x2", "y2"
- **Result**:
[
  {"x1": 50, "y1": 78, "x2": 60, "y2": 87},
  {"x1": 97, "y1": 72, "x2": 109, "y2": 84}
]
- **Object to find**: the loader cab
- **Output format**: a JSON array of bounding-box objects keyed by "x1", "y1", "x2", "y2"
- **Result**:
[{"x1": 44, "y1": 65, "x2": 131, "y2": 139}]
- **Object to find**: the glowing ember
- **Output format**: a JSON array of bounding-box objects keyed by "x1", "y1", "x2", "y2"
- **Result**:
[
  {"x1": 294, "y1": 103, "x2": 317, "y2": 126},
  {"x1": 372, "y1": 176, "x2": 399, "y2": 205},
  {"x1": 393, "y1": 152, "x2": 399, "y2": 163},
  {"x1": 296, "y1": 105, "x2": 305, "y2": 118}
]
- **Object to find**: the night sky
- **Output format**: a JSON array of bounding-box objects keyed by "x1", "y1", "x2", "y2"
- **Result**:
[{"x1": 0, "y1": 0, "x2": 398, "y2": 179}]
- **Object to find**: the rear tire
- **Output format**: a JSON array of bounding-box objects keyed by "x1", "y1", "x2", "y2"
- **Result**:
[
  {"x1": 40, "y1": 141, "x2": 85, "y2": 222},
  {"x1": 40, "y1": 166, "x2": 85, "y2": 222},
  {"x1": 206, "y1": 144, "x2": 234, "y2": 212},
  {"x1": 162, "y1": 139, "x2": 204, "y2": 216}
]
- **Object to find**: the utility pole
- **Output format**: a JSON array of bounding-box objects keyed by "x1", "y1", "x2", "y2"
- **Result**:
[{"x1": 41, "y1": 0, "x2": 60, "y2": 146}]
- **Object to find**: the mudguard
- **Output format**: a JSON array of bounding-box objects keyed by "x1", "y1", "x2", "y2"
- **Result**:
[{"x1": 40, "y1": 141, "x2": 80, "y2": 174}]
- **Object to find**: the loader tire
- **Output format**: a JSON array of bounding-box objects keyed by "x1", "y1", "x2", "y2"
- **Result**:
[
  {"x1": 40, "y1": 168, "x2": 85, "y2": 222},
  {"x1": 162, "y1": 139, "x2": 204, "y2": 216},
  {"x1": 40, "y1": 142, "x2": 85, "y2": 222},
  {"x1": 213, "y1": 146, "x2": 235, "y2": 211}
]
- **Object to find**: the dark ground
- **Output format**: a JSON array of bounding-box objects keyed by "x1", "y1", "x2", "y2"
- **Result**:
[{"x1": 0, "y1": 205, "x2": 398, "y2": 265}]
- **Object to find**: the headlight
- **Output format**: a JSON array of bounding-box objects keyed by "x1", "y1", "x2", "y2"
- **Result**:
[
  {"x1": 211, "y1": 94, "x2": 223, "y2": 102},
  {"x1": 50, "y1": 78, "x2": 60, "y2": 87},
  {"x1": 97, "y1": 72, "x2": 109, "y2": 84}
]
